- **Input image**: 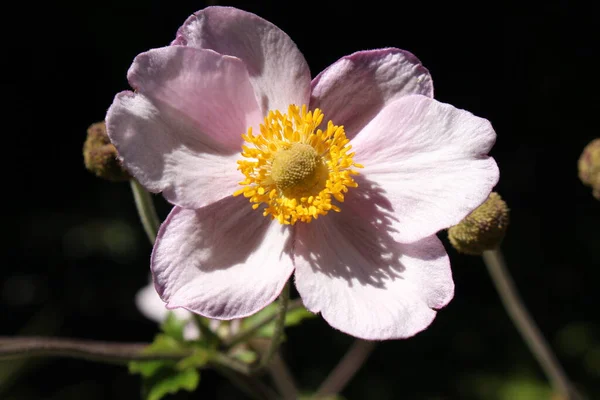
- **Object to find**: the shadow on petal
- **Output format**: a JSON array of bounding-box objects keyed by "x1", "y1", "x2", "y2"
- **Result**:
[
  {"x1": 151, "y1": 197, "x2": 295, "y2": 319},
  {"x1": 294, "y1": 174, "x2": 447, "y2": 290},
  {"x1": 293, "y1": 175, "x2": 453, "y2": 339}
]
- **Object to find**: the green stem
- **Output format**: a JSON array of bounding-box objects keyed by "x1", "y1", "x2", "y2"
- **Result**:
[
  {"x1": 192, "y1": 315, "x2": 221, "y2": 346},
  {"x1": 315, "y1": 339, "x2": 376, "y2": 397},
  {"x1": 482, "y1": 249, "x2": 580, "y2": 400},
  {"x1": 253, "y1": 283, "x2": 290, "y2": 372},
  {"x1": 224, "y1": 298, "x2": 302, "y2": 348},
  {"x1": 210, "y1": 352, "x2": 252, "y2": 376},
  {"x1": 129, "y1": 179, "x2": 160, "y2": 244}
]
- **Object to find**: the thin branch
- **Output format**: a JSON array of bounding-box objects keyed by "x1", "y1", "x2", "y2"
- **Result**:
[
  {"x1": 129, "y1": 179, "x2": 161, "y2": 244},
  {"x1": 192, "y1": 315, "x2": 221, "y2": 346},
  {"x1": 0, "y1": 337, "x2": 270, "y2": 380},
  {"x1": 210, "y1": 351, "x2": 252, "y2": 376},
  {"x1": 268, "y1": 352, "x2": 298, "y2": 400},
  {"x1": 224, "y1": 299, "x2": 304, "y2": 348},
  {"x1": 315, "y1": 339, "x2": 376, "y2": 397},
  {"x1": 250, "y1": 338, "x2": 299, "y2": 400},
  {"x1": 483, "y1": 249, "x2": 582, "y2": 400},
  {"x1": 212, "y1": 363, "x2": 279, "y2": 400},
  {"x1": 0, "y1": 337, "x2": 188, "y2": 365},
  {"x1": 255, "y1": 282, "x2": 290, "y2": 372}
]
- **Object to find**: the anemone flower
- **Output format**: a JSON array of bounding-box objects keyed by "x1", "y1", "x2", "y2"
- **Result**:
[{"x1": 108, "y1": 6, "x2": 498, "y2": 340}]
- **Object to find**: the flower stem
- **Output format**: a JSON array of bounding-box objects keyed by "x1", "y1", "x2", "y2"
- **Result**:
[
  {"x1": 482, "y1": 249, "x2": 580, "y2": 399},
  {"x1": 268, "y1": 352, "x2": 298, "y2": 400},
  {"x1": 129, "y1": 179, "x2": 160, "y2": 244},
  {"x1": 224, "y1": 298, "x2": 303, "y2": 348},
  {"x1": 249, "y1": 338, "x2": 299, "y2": 400},
  {"x1": 210, "y1": 351, "x2": 253, "y2": 375},
  {"x1": 254, "y1": 282, "x2": 290, "y2": 372},
  {"x1": 212, "y1": 363, "x2": 278, "y2": 400},
  {"x1": 192, "y1": 315, "x2": 221, "y2": 346},
  {"x1": 315, "y1": 339, "x2": 376, "y2": 397}
]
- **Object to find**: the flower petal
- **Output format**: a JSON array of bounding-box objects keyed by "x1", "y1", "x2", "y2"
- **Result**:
[
  {"x1": 127, "y1": 46, "x2": 263, "y2": 153},
  {"x1": 294, "y1": 181, "x2": 454, "y2": 340},
  {"x1": 107, "y1": 91, "x2": 243, "y2": 209},
  {"x1": 108, "y1": 46, "x2": 262, "y2": 208},
  {"x1": 172, "y1": 6, "x2": 311, "y2": 114},
  {"x1": 310, "y1": 48, "x2": 433, "y2": 140},
  {"x1": 352, "y1": 94, "x2": 499, "y2": 242},
  {"x1": 152, "y1": 198, "x2": 294, "y2": 320}
]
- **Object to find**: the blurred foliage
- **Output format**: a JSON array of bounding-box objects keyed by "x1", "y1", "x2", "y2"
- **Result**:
[
  {"x1": 242, "y1": 302, "x2": 317, "y2": 339},
  {"x1": 129, "y1": 314, "x2": 208, "y2": 400}
]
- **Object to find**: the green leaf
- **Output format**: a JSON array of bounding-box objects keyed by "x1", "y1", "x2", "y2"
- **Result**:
[
  {"x1": 283, "y1": 307, "x2": 316, "y2": 328},
  {"x1": 129, "y1": 359, "x2": 166, "y2": 378},
  {"x1": 241, "y1": 303, "x2": 316, "y2": 339},
  {"x1": 176, "y1": 348, "x2": 210, "y2": 370},
  {"x1": 150, "y1": 334, "x2": 182, "y2": 352},
  {"x1": 231, "y1": 349, "x2": 258, "y2": 364},
  {"x1": 128, "y1": 334, "x2": 182, "y2": 377},
  {"x1": 242, "y1": 303, "x2": 277, "y2": 326},
  {"x1": 143, "y1": 368, "x2": 200, "y2": 400},
  {"x1": 128, "y1": 331, "x2": 205, "y2": 400},
  {"x1": 193, "y1": 316, "x2": 222, "y2": 349},
  {"x1": 160, "y1": 312, "x2": 186, "y2": 343},
  {"x1": 258, "y1": 308, "x2": 316, "y2": 338}
]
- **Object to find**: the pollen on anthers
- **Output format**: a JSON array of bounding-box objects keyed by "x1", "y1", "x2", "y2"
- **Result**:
[{"x1": 233, "y1": 105, "x2": 363, "y2": 225}]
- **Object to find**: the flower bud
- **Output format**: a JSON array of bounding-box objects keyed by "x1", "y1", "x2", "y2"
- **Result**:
[
  {"x1": 448, "y1": 192, "x2": 509, "y2": 255},
  {"x1": 83, "y1": 121, "x2": 129, "y2": 181},
  {"x1": 578, "y1": 138, "x2": 600, "y2": 200}
]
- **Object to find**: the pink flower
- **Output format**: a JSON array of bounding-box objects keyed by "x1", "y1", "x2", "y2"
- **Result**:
[{"x1": 107, "y1": 6, "x2": 498, "y2": 340}]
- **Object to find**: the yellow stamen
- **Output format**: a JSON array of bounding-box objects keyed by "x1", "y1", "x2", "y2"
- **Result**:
[{"x1": 233, "y1": 105, "x2": 362, "y2": 225}]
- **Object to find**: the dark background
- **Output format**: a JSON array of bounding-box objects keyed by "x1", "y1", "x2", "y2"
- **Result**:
[{"x1": 2, "y1": 0, "x2": 599, "y2": 399}]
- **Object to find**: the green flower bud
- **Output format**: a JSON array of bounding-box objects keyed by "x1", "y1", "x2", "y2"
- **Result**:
[
  {"x1": 83, "y1": 121, "x2": 129, "y2": 182},
  {"x1": 448, "y1": 192, "x2": 510, "y2": 255},
  {"x1": 578, "y1": 138, "x2": 600, "y2": 200}
]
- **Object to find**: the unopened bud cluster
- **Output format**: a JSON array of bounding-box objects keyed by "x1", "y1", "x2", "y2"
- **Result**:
[
  {"x1": 83, "y1": 121, "x2": 129, "y2": 181},
  {"x1": 578, "y1": 138, "x2": 600, "y2": 200},
  {"x1": 448, "y1": 192, "x2": 510, "y2": 255}
]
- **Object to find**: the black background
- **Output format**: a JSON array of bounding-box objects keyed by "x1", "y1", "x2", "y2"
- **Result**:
[{"x1": 2, "y1": 0, "x2": 599, "y2": 399}]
